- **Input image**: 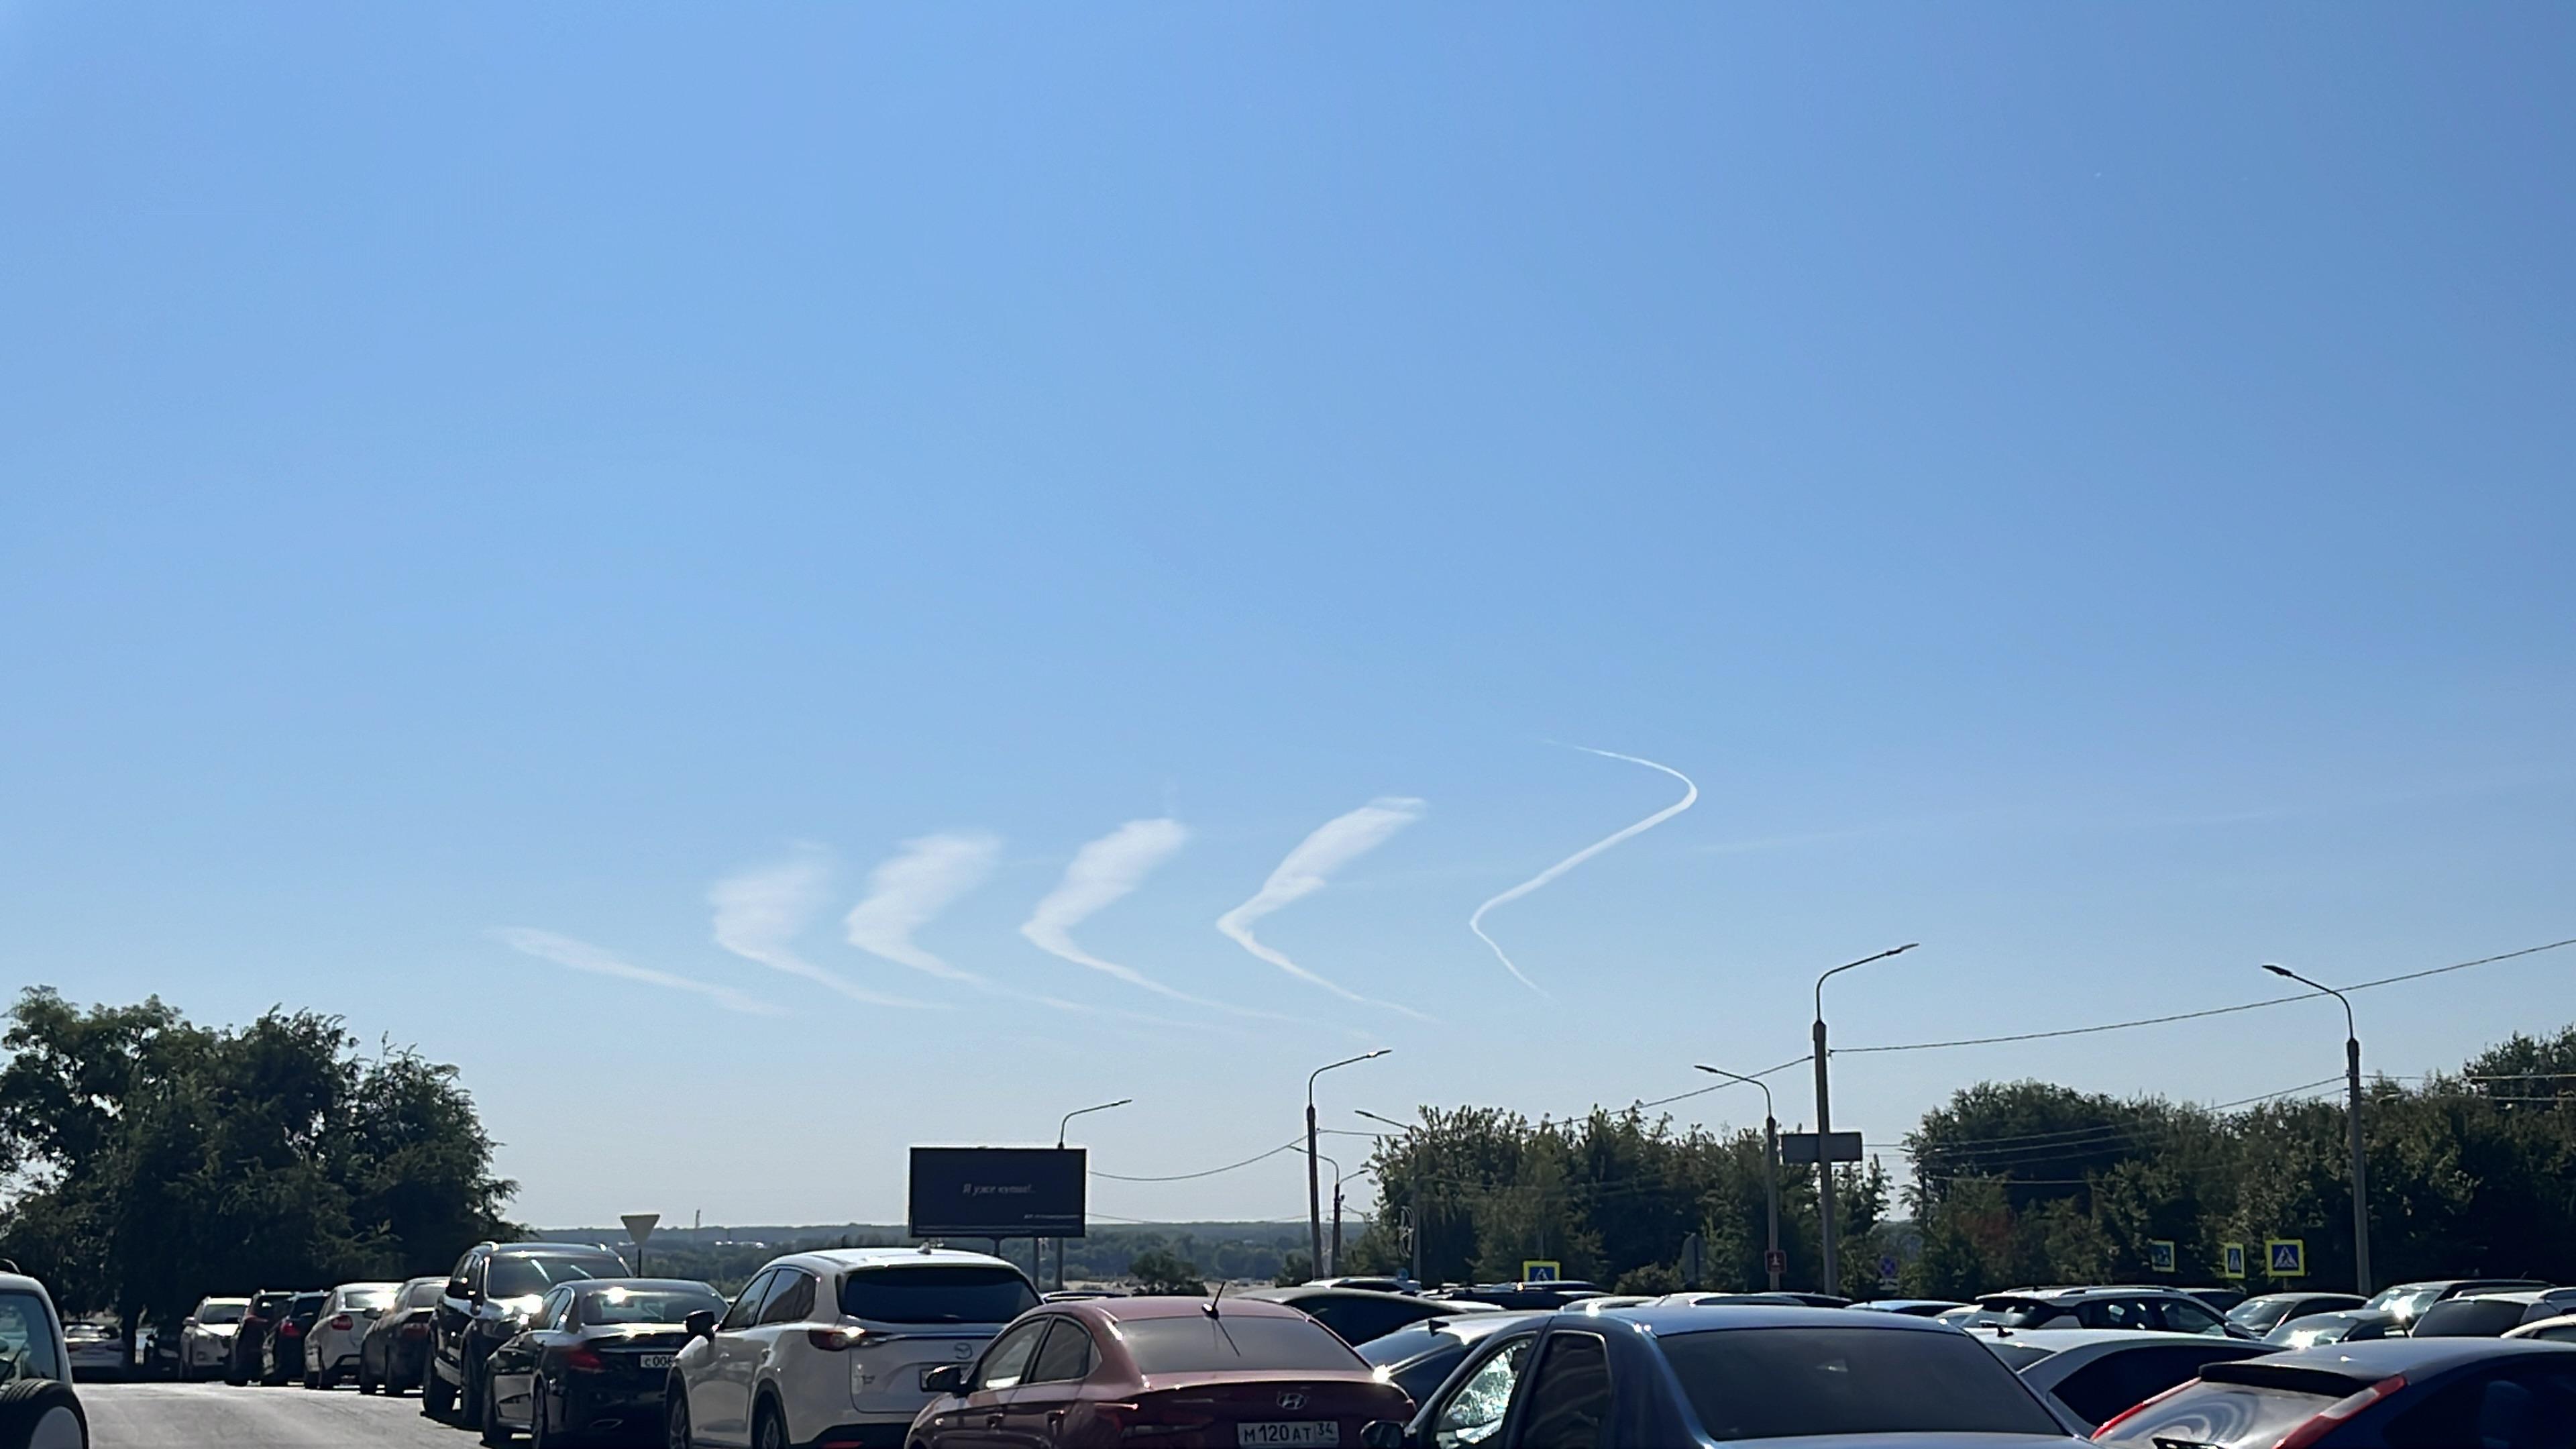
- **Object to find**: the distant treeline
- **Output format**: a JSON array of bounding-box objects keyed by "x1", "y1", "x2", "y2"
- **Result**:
[{"x1": 536, "y1": 1224, "x2": 1313, "y2": 1293}]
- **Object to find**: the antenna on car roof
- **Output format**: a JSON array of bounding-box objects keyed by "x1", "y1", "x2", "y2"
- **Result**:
[{"x1": 1203, "y1": 1280, "x2": 1228, "y2": 1318}]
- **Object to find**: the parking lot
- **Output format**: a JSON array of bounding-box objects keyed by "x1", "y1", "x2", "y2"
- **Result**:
[{"x1": 83, "y1": 1383, "x2": 463, "y2": 1448}]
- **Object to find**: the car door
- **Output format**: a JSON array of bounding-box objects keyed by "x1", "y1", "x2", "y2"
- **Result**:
[
  {"x1": 1002, "y1": 1317, "x2": 1094, "y2": 1448},
  {"x1": 696, "y1": 1269, "x2": 778, "y2": 1448},
  {"x1": 1421, "y1": 1332, "x2": 1539, "y2": 1449},
  {"x1": 1507, "y1": 1330, "x2": 1613, "y2": 1449},
  {"x1": 920, "y1": 1318, "x2": 1048, "y2": 1449},
  {"x1": 751, "y1": 1267, "x2": 822, "y2": 1440}
]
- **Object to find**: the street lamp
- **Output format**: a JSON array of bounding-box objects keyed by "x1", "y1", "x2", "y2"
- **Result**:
[
  {"x1": 1307, "y1": 1152, "x2": 1371, "y2": 1277},
  {"x1": 1052, "y1": 1098, "x2": 1132, "y2": 1291},
  {"x1": 1356, "y1": 1110, "x2": 1425, "y2": 1285},
  {"x1": 1696, "y1": 1065, "x2": 1782, "y2": 1291},
  {"x1": 1308, "y1": 1051, "x2": 1391, "y2": 1283},
  {"x1": 1813, "y1": 943, "x2": 1918, "y2": 1293},
  {"x1": 2264, "y1": 963, "x2": 2373, "y2": 1295}
]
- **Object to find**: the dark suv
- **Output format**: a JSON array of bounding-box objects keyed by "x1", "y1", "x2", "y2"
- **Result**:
[
  {"x1": 422, "y1": 1241, "x2": 629, "y2": 1426},
  {"x1": 261, "y1": 1292, "x2": 328, "y2": 1386}
]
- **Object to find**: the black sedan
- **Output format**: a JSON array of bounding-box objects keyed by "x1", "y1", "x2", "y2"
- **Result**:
[
  {"x1": 1237, "y1": 1286, "x2": 1498, "y2": 1346},
  {"x1": 479, "y1": 1279, "x2": 727, "y2": 1446},
  {"x1": 226, "y1": 1291, "x2": 297, "y2": 1386},
  {"x1": 262, "y1": 1292, "x2": 328, "y2": 1386},
  {"x1": 1364, "y1": 1303, "x2": 2080, "y2": 1446},
  {"x1": 358, "y1": 1277, "x2": 447, "y2": 1395},
  {"x1": 2094, "y1": 1336, "x2": 2576, "y2": 1446},
  {"x1": 1354, "y1": 1309, "x2": 1547, "y2": 1403}
]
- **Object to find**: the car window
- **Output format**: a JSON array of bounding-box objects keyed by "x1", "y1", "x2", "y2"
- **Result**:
[
  {"x1": 839, "y1": 1265, "x2": 1038, "y2": 1326},
  {"x1": 2156, "y1": 1298, "x2": 2227, "y2": 1335},
  {"x1": 343, "y1": 1286, "x2": 396, "y2": 1311},
  {"x1": 720, "y1": 1271, "x2": 776, "y2": 1333},
  {"x1": 197, "y1": 1302, "x2": 247, "y2": 1325},
  {"x1": 2532, "y1": 1325, "x2": 2576, "y2": 1344},
  {"x1": 486, "y1": 1254, "x2": 621, "y2": 1298},
  {"x1": 1513, "y1": 1331, "x2": 1611, "y2": 1449},
  {"x1": 1026, "y1": 1319, "x2": 1095, "y2": 1383},
  {"x1": 2414, "y1": 1298, "x2": 2530, "y2": 1338},
  {"x1": 0, "y1": 1293, "x2": 62, "y2": 1384},
  {"x1": 1118, "y1": 1315, "x2": 1365, "y2": 1375},
  {"x1": 2051, "y1": 1345, "x2": 2259, "y2": 1428},
  {"x1": 582, "y1": 1288, "x2": 729, "y2": 1326},
  {"x1": 974, "y1": 1320, "x2": 1049, "y2": 1392},
  {"x1": 1305, "y1": 1296, "x2": 1432, "y2": 1345},
  {"x1": 2084, "y1": 1298, "x2": 2155, "y2": 1331},
  {"x1": 1432, "y1": 1336, "x2": 1533, "y2": 1449},
  {"x1": 2382, "y1": 1364, "x2": 2576, "y2": 1449},
  {"x1": 406, "y1": 1281, "x2": 445, "y2": 1309},
  {"x1": 1662, "y1": 1326, "x2": 2065, "y2": 1441},
  {"x1": 759, "y1": 1271, "x2": 817, "y2": 1326},
  {"x1": 541, "y1": 1288, "x2": 576, "y2": 1332}
]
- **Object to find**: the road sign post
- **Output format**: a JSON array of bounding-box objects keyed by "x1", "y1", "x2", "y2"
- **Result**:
[{"x1": 621, "y1": 1213, "x2": 659, "y2": 1277}]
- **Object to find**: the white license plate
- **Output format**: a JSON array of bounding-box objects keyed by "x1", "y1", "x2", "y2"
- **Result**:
[
  {"x1": 639, "y1": 1354, "x2": 674, "y2": 1370},
  {"x1": 1238, "y1": 1424, "x2": 1339, "y2": 1447}
]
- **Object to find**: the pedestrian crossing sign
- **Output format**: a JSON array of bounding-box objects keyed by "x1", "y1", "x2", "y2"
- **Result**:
[
  {"x1": 2265, "y1": 1239, "x2": 2306, "y2": 1277},
  {"x1": 2221, "y1": 1242, "x2": 2247, "y2": 1280},
  {"x1": 1523, "y1": 1260, "x2": 1560, "y2": 1283},
  {"x1": 2147, "y1": 1240, "x2": 2177, "y2": 1273}
]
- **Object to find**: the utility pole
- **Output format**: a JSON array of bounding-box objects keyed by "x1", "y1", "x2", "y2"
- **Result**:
[
  {"x1": 2264, "y1": 965, "x2": 2373, "y2": 1295},
  {"x1": 1813, "y1": 945, "x2": 1918, "y2": 1295}
]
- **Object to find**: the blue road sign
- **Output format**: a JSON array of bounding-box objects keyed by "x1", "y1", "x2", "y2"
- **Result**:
[{"x1": 2265, "y1": 1239, "x2": 2306, "y2": 1277}]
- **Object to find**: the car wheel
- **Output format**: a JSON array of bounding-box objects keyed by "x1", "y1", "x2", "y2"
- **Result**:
[
  {"x1": 423, "y1": 1367, "x2": 455, "y2": 1420},
  {"x1": 358, "y1": 1358, "x2": 377, "y2": 1395},
  {"x1": 0, "y1": 1381, "x2": 87, "y2": 1449},
  {"x1": 753, "y1": 1401, "x2": 786, "y2": 1449},
  {"x1": 664, "y1": 1386, "x2": 692, "y2": 1449},
  {"x1": 528, "y1": 1387, "x2": 551, "y2": 1449},
  {"x1": 479, "y1": 1381, "x2": 513, "y2": 1447},
  {"x1": 459, "y1": 1354, "x2": 485, "y2": 1424}
]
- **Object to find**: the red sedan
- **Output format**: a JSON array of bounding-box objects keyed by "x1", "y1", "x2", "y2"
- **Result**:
[{"x1": 910, "y1": 1295, "x2": 1413, "y2": 1449}]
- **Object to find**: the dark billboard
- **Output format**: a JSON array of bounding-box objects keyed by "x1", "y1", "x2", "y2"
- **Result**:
[{"x1": 908, "y1": 1146, "x2": 1088, "y2": 1238}]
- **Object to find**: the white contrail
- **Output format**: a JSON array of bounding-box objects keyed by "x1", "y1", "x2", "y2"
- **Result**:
[
  {"x1": 712, "y1": 852, "x2": 934, "y2": 1008},
  {"x1": 1469, "y1": 746, "x2": 1700, "y2": 995},
  {"x1": 1022, "y1": 818, "x2": 1295, "y2": 1020},
  {"x1": 843, "y1": 832, "x2": 1002, "y2": 984},
  {"x1": 494, "y1": 927, "x2": 786, "y2": 1017},
  {"x1": 1217, "y1": 797, "x2": 1430, "y2": 1017}
]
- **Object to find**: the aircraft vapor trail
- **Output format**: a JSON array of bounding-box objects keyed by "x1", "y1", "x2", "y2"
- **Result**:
[
  {"x1": 1217, "y1": 797, "x2": 1432, "y2": 1020},
  {"x1": 1020, "y1": 818, "x2": 1291, "y2": 1022},
  {"x1": 1469, "y1": 746, "x2": 1700, "y2": 996}
]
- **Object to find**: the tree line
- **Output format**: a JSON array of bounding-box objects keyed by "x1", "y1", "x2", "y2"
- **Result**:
[{"x1": 0, "y1": 988, "x2": 515, "y2": 1350}]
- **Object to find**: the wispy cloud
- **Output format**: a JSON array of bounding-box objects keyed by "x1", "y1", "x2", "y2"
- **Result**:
[
  {"x1": 1470, "y1": 746, "x2": 1698, "y2": 996},
  {"x1": 712, "y1": 851, "x2": 932, "y2": 1008},
  {"x1": 494, "y1": 927, "x2": 785, "y2": 1016},
  {"x1": 1218, "y1": 798, "x2": 1429, "y2": 1016},
  {"x1": 844, "y1": 832, "x2": 1002, "y2": 984},
  {"x1": 1020, "y1": 819, "x2": 1286, "y2": 1020}
]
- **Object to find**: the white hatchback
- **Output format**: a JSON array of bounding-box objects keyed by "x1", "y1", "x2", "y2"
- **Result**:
[
  {"x1": 665, "y1": 1247, "x2": 1038, "y2": 1449},
  {"x1": 179, "y1": 1298, "x2": 250, "y2": 1381},
  {"x1": 303, "y1": 1281, "x2": 401, "y2": 1389}
]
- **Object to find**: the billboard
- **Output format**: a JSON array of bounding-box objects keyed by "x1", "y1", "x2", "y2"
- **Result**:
[{"x1": 908, "y1": 1146, "x2": 1087, "y2": 1239}]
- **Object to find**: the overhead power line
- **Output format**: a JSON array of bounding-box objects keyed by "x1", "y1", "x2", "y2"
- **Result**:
[{"x1": 1090, "y1": 1140, "x2": 1303, "y2": 1183}]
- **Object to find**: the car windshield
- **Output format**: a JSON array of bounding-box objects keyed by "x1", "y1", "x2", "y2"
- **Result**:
[
  {"x1": 1356, "y1": 1322, "x2": 1462, "y2": 1367},
  {"x1": 342, "y1": 1287, "x2": 396, "y2": 1311},
  {"x1": 1117, "y1": 1314, "x2": 1365, "y2": 1375},
  {"x1": 488, "y1": 1256, "x2": 621, "y2": 1298},
  {"x1": 1976, "y1": 1338, "x2": 2058, "y2": 1372},
  {"x1": 839, "y1": 1266, "x2": 1038, "y2": 1325},
  {"x1": 0, "y1": 1293, "x2": 62, "y2": 1384},
  {"x1": 1661, "y1": 1327, "x2": 2065, "y2": 1440},
  {"x1": 1980, "y1": 1299, "x2": 2070, "y2": 1328},
  {"x1": 2412, "y1": 1298, "x2": 2530, "y2": 1337},
  {"x1": 288, "y1": 1295, "x2": 327, "y2": 1317},
  {"x1": 197, "y1": 1303, "x2": 248, "y2": 1325},
  {"x1": 581, "y1": 1288, "x2": 728, "y2": 1326},
  {"x1": 405, "y1": 1281, "x2": 445, "y2": 1307}
]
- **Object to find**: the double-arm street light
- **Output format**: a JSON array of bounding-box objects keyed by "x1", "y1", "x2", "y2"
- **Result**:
[
  {"x1": 1813, "y1": 943, "x2": 1919, "y2": 1293},
  {"x1": 2264, "y1": 963, "x2": 2373, "y2": 1295},
  {"x1": 1308, "y1": 1051, "x2": 1391, "y2": 1281},
  {"x1": 1695, "y1": 1065, "x2": 1782, "y2": 1291},
  {"x1": 1052, "y1": 1098, "x2": 1132, "y2": 1291}
]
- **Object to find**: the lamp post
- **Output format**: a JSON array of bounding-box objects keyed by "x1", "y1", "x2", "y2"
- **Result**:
[
  {"x1": 1308, "y1": 1051, "x2": 1390, "y2": 1284},
  {"x1": 2263, "y1": 964, "x2": 2372, "y2": 1295},
  {"x1": 1695, "y1": 1065, "x2": 1782, "y2": 1291},
  {"x1": 1356, "y1": 1110, "x2": 1424, "y2": 1287},
  {"x1": 1053, "y1": 1098, "x2": 1132, "y2": 1291},
  {"x1": 1813, "y1": 943, "x2": 1918, "y2": 1294}
]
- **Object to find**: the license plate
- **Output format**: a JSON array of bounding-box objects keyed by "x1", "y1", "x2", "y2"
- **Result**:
[
  {"x1": 638, "y1": 1354, "x2": 674, "y2": 1371},
  {"x1": 1238, "y1": 1424, "x2": 1339, "y2": 1447}
]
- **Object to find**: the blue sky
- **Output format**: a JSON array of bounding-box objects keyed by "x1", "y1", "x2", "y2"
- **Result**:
[{"x1": 2, "y1": 5, "x2": 2570, "y2": 1230}]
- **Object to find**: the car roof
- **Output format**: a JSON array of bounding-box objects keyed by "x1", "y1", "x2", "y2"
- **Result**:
[
  {"x1": 574, "y1": 1278, "x2": 720, "y2": 1294},
  {"x1": 198, "y1": 1295, "x2": 253, "y2": 1305},
  {"x1": 1065, "y1": 1295, "x2": 1312, "y2": 1324},
  {"x1": 1982, "y1": 1285, "x2": 2196, "y2": 1303},
  {"x1": 488, "y1": 1241, "x2": 631, "y2": 1257},
  {"x1": 1242, "y1": 1285, "x2": 1467, "y2": 1307},
  {"x1": 1964, "y1": 1327, "x2": 2238, "y2": 1351},
  {"x1": 770, "y1": 1246, "x2": 1022, "y2": 1275},
  {"x1": 2506, "y1": 1313, "x2": 2576, "y2": 1340},
  {"x1": 2237, "y1": 1337, "x2": 2576, "y2": 1379},
  {"x1": 1605, "y1": 1303, "x2": 1955, "y2": 1337},
  {"x1": 0, "y1": 1273, "x2": 52, "y2": 1299}
]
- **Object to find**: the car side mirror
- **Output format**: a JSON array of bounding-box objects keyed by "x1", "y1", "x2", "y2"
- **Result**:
[
  {"x1": 182, "y1": 1318, "x2": 197, "y2": 1330},
  {"x1": 1360, "y1": 1423, "x2": 1409, "y2": 1449},
  {"x1": 447, "y1": 1277, "x2": 473, "y2": 1301},
  {"x1": 684, "y1": 1310, "x2": 716, "y2": 1340},
  {"x1": 922, "y1": 1363, "x2": 968, "y2": 1395}
]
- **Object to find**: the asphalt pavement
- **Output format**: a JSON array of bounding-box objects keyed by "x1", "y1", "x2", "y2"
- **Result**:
[{"x1": 82, "y1": 1383, "x2": 474, "y2": 1447}]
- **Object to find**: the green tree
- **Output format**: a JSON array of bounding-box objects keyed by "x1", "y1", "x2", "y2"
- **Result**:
[{"x1": 1130, "y1": 1248, "x2": 1205, "y2": 1294}]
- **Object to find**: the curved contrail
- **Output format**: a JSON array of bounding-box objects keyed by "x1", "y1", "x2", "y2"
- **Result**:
[
  {"x1": 1218, "y1": 797, "x2": 1432, "y2": 1019},
  {"x1": 1470, "y1": 746, "x2": 1699, "y2": 995}
]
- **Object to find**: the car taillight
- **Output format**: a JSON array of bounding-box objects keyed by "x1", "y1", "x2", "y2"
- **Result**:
[
  {"x1": 2271, "y1": 1375, "x2": 2407, "y2": 1449},
  {"x1": 2090, "y1": 1378, "x2": 2198, "y2": 1438},
  {"x1": 279, "y1": 1322, "x2": 302, "y2": 1337},
  {"x1": 329, "y1": 1315, "x2": 353, "y2": 1332},
  {"x1": 805, "y1": 1326, "x2": 868, "y2": 1351},
  {"x1": 401, "y1": 1323, "x2": 429, "y2": 1340},
  {"x1": 565, "y1": 1346, "x2": 607, "y2": 1373}
]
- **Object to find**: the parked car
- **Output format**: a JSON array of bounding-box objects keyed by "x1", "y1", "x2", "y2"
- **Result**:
[
  {"x1": 911, "y1": 1295, "x2": 1414, "y2": 1449},
  {"x1": 478, "y1": 1278, "x2": 726, "y2": 1447},
  {"x1": 1238, "y1": 1285, "x2": 1493, "y2": 1345},
  {"x1": 664, "y1": 1245, "x2": 1038, "y2": 1449},
  {"x1": 178, "y1": 1297, "x2": 250, "y2": 1382},
  {"x1": 262, "y1": 1291, "x2": 327, "y2": 1386},
  {"x1": 1426, "y1": 1282, "x2": 1608, "y2": 1311},
  {"x1": 2361, "y1": 1277, "x2": 2553, "y2": 1327},
  {"x1": 1966, "y1": 1286, "x2": 2248, "y2": 1337},
  {"x1": 2262, "y1": 1307, "x2": 2408, "y2": 1349},
  {"x1": 0, "y1": 1267, "x2": 87, "y2": 1449},
  {"x1": 1364, "y1": 1301, "x2": 2081, "y2": 1446},
  {"x1": 2222, "y1": 1291, "x2": 2364, "y2": 1337},
  {"x1": 1354, "y1": 1309, "x2": 1548, "y2": 1404},
  {"x1": 302, "y1": 1281, "x2": 400, "y2": 1389},
  {"x1": 1308, "y1": 1277, "x2": 1419, "y2": 1295},
  {"x1": 1851, "y1": 1298, "x2": 1968, "y2": 1317},
  {"x1": 1965, "y1": 1328, "x2": 2270, "y2": 1432},
  {"x1": 358, "y1": 1277, "x2": 447, "y2": 1395},
  {"x1": 227, "y1": 1291, "x2": 297, "y2": 1386},
  {"x1": 425, "y1": 1240, "x2": 632, "y2": 1424},
  {"x1": 61, "y1": 1325, "x2": 127, "y2": 1382},
  {"x1": 2093, "y1": 1337, "x2": 2576, "y2": 1447},
  {"x1": 2505, "y1": 1313, "x2": 2576, "y2": 1345},
  {"x1": 2410, "y1": 1287, "x2": 2576, "y2": 1338},
  {"x1": 2178, "y1": 1286, "x2": 2247, "y2": 1314}
]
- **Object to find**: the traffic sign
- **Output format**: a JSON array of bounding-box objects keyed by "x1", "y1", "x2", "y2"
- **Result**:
[
  {"x1": 2265, "y1": 1239, "x2": 2306, "y2": 1278},
  {"x1": 1522, "y1": 1260, "x2": 1561, "y2": 1283},
  {"x1": 1764, "y1": 1248, "x2": 1787, "y2": 1278},
  {"x1": 2221, "y1": 1242, "x2": 2247, "y2": 1280},
  {"x1": 1876, "y1": 1254, "x2": 1899, "y2": 1290},
  {"x1": 621, "y1": 1213, "x2": 660, "y2": 1277},
  {"x1": 2147, "y1": 1239, "x2": 2177, "y2": 1274}
]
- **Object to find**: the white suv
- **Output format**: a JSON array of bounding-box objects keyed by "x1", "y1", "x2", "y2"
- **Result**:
[
  {"x1": 0, "y1": 1267, "x2": 87, "y2": 1448},
  {"x1": 178, "y1": 1297, "x2": 250, "y2": 1381},
  {"x1": 665, "y1": 1248, "x2": 1038, "y2": 1449},
  {"x1": 302, "y1": 1282, "x2": 400, "y2": 1389}
]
